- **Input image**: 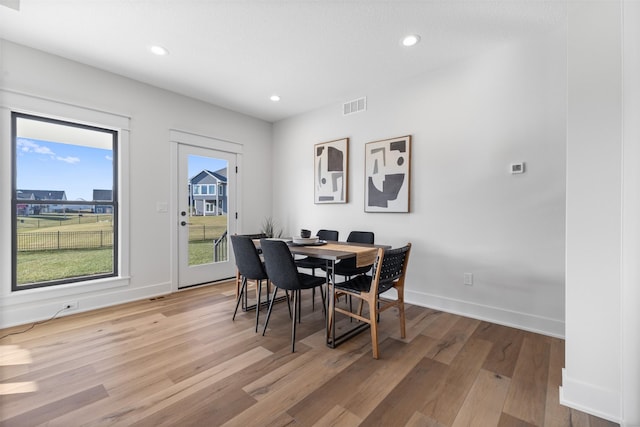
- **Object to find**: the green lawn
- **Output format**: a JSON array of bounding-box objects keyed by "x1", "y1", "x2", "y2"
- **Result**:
[
  {"x1": 16, "y1": 248, "x2": 113, "y2": 285},
  {"x1": 17, "y1": 214, "x2": 113, "y2": 230},
  {"x1": 14, "y1": 213, "x2": 229, "y2": 283}
]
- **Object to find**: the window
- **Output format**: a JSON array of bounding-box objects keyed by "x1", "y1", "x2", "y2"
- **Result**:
[
  {"x1": 208, "y1": 184, "x2": 216, "y2": 195},
  {"x1": 12, "y1": 112, "x2": 118, "y2": 290},
  {"x1": 200, "y1": 184, "x2": 208, "y2": 195}
]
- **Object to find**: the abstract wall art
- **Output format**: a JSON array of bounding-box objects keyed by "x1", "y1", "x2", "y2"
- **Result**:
[
  {"x1": 314, "y1": 138, "x2": 348, "y2": 204},
  {"x1": 364, "y1": 135, "x2": 411, "y2": 212}
]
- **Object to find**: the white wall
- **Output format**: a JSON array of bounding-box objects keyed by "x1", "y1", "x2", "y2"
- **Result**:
[
  {"x1": 0, "y1": 40, "x2": 273, "y2": 328},
  {"x1": 622, "y1": 3, "x2": 640, "y2": 425},
  {"x1": 562, "y1": 1, "x2": 640, "y2": 425},
  {"x1": 272, "y1": 29, "x2": 567, "y2": 337}
]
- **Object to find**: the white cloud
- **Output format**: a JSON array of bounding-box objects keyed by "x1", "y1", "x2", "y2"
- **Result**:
[
  {"x1": 105, "y1": 155, "x2": 113, "y2": 161},
  {"x1": 56, "y1": 156, "x2": 80, "y2": 164},
  {"x1": 17, "y1": 139, "x2": 55, "y2": 156}
]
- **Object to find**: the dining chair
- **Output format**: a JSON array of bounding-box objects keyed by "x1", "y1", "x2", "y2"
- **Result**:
[
  {"x1": 230, "y1": 234, "x2": 270, "y2": 332},
  {"x1": 260, "y1": 238, "x2": 327, "y2": 352},
  {"x1": 295, "y1": 229, "x2": 338, "y2": 310},
  {"x1": 332, "y1": 231, "x2": 375, "y2": 278},
  {"x1": 328, "y1": 243, "x2": 411, "y2": 359},
  {"x1": 233, "y1": 233, "x2": 267, "y2": 300}
]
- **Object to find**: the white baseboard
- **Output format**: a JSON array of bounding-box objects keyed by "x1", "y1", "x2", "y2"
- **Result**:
[
  {"x1": 560, "y1": 369, "x2": 622, "y2": 424},
  {"x1": 0, "y1": 282, "x2": 172, "y2": 329},
  {"x1": 405, "y1": 289, "x2": 565, "y2": 338}
]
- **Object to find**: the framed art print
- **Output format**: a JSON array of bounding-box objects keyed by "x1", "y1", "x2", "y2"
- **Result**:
[
  {"x1": 364, "y1": 135, "x2": 411, "y2": 212},
  {"x1": 314, "y1": 138, "x2": 348, "y2": 204}
]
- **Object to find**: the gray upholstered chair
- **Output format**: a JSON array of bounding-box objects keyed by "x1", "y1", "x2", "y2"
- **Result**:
[
  {"x1": 230, "y1": 234, "x2": 270, "y2": 332},
  {"x1": 295, "y1": 229, "x2": 338, "y2": 310},
  {"x1": 260, "y1": 238, "x2": 326, "y2": 352}
]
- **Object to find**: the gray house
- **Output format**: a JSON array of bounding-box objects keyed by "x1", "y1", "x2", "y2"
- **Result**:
[
  {"x1": 188, "y1": 169, "x2": 227, "y2": 216},
  {"x1": 92, "y1": 189, "x2": 113, "y2": 214},
  {"x1": 16, "y1": 190, "x2": 67, "y2": 215}
]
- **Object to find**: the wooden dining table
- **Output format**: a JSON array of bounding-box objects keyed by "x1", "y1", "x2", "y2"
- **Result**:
[{"x1": 256, "y1": 239, "x2": 390, "y2": 348}]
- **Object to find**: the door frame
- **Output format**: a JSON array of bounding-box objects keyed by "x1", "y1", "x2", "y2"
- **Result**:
[{"x1": 169, "y1": 129, "x2": 243, "y2": 292}]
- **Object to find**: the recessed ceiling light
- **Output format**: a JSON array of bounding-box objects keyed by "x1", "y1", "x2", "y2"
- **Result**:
[
  {"x1": 150, "y1": 45, "x2": 169, "y2": 56},
  {"x1": 401, "y1": 34, "x2": 421, "y2": 47},
  {"x1": 270, "y1": 95, "x2": 281, "y2": 102}
]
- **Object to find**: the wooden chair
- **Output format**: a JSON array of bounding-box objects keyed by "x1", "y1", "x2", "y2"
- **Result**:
[
  {"x1": 328, "y1": 243, "x2": 411, "y2": 359},
  {"x1": 260, "y1": 238, "x2": 327, "y2": 352},
  {"x1": 323, "y1": 230, "x2": 375, "y2": 310}
]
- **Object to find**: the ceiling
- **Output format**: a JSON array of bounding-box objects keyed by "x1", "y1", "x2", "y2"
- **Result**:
[{"x1": 0, "y1": 0, "x2": 567, "y2": 123}]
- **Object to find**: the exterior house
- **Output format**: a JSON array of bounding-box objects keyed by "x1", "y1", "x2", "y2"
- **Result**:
[
  {"x1": 16, "y1": 189, "x2": 67, "y2": 215},
  {"x1": 92, "y1": 189, "x2": 113, "y2": 214},
  {"x1": 188, "y1": 168, "x2": 227, "y2": 216}
]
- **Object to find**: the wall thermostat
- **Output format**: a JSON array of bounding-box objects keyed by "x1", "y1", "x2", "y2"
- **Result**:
[{"x1": 510, "y1": 162, "x2": 525, "y2": 174}]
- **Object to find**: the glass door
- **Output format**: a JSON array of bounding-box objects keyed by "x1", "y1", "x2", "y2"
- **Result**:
[{"x1": 177, "y1": 143, "x2": 236, "y2": 288}]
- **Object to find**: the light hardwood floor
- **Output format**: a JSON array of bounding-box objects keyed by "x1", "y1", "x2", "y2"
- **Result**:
[{"x1": 0, "y1": 281, "x2": 618, "y2": 426}]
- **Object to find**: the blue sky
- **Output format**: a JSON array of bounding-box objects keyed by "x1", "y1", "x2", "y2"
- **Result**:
[
  {"x1": 188, "y1": 155, "x2": 227, "y2": 179},
  {"x1": 16, "y1": 137, "x2": 113, "y2": 201},
  {"x1": 16, "y1": 138, "x2": 229, "y2": 200}
]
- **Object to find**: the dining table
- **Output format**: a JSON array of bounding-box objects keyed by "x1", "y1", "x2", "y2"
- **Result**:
[{"x1": 255, "y1": 238, "x2": 390, "y2": 348}]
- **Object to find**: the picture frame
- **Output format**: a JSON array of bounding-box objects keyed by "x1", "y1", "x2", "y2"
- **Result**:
[
  {"x1": 364, "y1": 135, "x2": 411, "y2": 213},
  {"x1": 314, "y1": 138, "x2": 349, "y2": 204}
]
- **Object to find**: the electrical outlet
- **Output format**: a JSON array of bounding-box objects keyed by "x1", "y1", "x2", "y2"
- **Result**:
[
  {"x1": 63, "y1": 301, "x2": 78, "y2": 310},
  {"x1": 463, "y1": 273, "x2": 473, "y2": 286}
]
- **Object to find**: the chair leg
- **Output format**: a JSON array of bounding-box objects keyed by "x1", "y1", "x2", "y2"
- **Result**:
[
  {"x1": 243, "y1": 276, "x2": 249, "y2": 311},
  {"x1": 327, "y1": 290, "x2": 334, "y2": 340},
  {"x1": 311, "y1": 267, "x2": 316, "y2": 311},
  {"x1": 255, "y1": 279, "x2": 262, "y2": 333},
  {"x1": 369, "y1": 298, "x2": 379, "y2": 359},
  {"x1": 235, "y1": 269, "x2": 241, "y2": 299},
  {"x1": 291, "y1": 290, "x2": 298, "y2": 352},
  {"x1": 397, "y1": 286, "x2": 406, "y2": 339},
  {"x1": 265, "y1": 280, "x2": 271, "y2": 306},
  {"x1": 297, "y1": 288, "x2": 302, "y2": 323},
  {"x1": 286, "y1": 290, "x2": 292, "y2": 319},
  {"x1": 319, "y1": 285, "x2": 326, "y2": 317},
  {"x1": 233, "y1": 277, "x2": 247, "y2": 320},
  {"x1": 262, "y1": 287, "x2": 278, "y2": 336}
]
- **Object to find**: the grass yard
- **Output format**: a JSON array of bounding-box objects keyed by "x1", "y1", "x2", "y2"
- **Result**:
[
  {"x1": 186, "y1": 215, "x2": 228, "y2": 241},
  {"x1": 189, "y1": 240, "x2": 217, "y2": 265},
  {"x1": 14, "y1": 213, "x2": 229, "y2": 284},
  {"x1": 187, "y1": 215, "x2": 229, "y2": 265},
  {"x1": 17, "y1": 214, "x2": 113, "y2": 231},
  {"x1": 16, "y1": 248, "x2": 113, "y2": 285}
]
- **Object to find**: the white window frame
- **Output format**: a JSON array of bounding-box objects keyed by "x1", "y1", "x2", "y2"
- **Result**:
[{"x1": 1, "y1": 90, "x2": 130, "y2": 299}]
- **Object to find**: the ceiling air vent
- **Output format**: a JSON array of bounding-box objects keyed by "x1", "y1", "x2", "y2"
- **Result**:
[{"x1": 343, "y1": 97, "x2": 367, "y2": 116}]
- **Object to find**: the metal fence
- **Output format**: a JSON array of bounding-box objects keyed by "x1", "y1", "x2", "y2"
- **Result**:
[
  {"x1": 17, "y1": 230, "x2": 114, "y2": 251},
  {"x1": 214, "y1": 230, "x2": 228, "y2": 262},
  {"x1": 188, "y1": 225, "x2": 226, "y2": 241},
  {"x1": 16, "y1": 226, "x2": 227, "y2": 256},
  {"x1": 17, "y1": 214, "x2": 113, "y2": 230}
]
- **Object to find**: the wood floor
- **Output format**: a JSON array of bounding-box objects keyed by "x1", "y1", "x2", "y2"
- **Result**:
[{"x1": 0, "y1": 281, "x2": 618, "y2": 427}]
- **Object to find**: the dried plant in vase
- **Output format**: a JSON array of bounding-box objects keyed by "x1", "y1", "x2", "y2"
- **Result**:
[{"x1": 261, "y1": 216, "x2": 282, "y2": 238}]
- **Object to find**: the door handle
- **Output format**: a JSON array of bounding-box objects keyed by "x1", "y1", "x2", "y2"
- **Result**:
[{"x1": 180, "y1": 221, "x2": 191, "y2": 226}]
